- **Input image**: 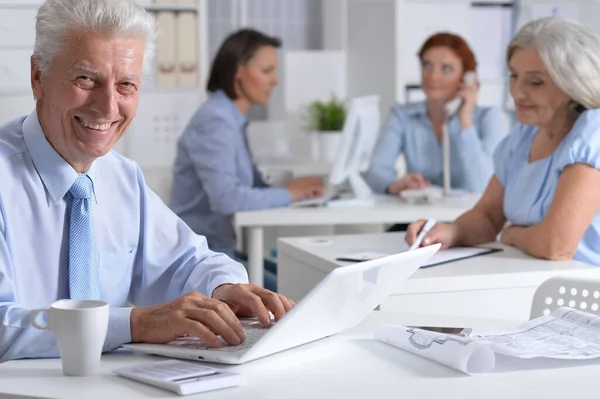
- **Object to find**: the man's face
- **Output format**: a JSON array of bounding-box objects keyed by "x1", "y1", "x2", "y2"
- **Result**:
[{"x1": 31, "y1": 31, "x2": 145, "y2": 171}]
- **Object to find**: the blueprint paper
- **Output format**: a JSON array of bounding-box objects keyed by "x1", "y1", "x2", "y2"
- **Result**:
[{"x1": 375, "y1": 307, "x2": 600, "y2": 374}]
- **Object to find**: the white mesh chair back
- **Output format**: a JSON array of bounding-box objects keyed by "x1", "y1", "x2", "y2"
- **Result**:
[{"x1": 530, "y1": 276, "x2": 600, "y2": 319}]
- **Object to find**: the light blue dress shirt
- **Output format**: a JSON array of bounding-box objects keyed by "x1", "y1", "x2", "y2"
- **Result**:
[
  {"x1": 170, "y1": 91, "x2": 291, "y2": 257},
  {"x1": 494, "y1": 109, "x2": 600, "y2": 266},
  {"x1": 365, "y1": 102, "x2": 504, "y2": 193},
  {"x1": 0, "y1": 111, "x2": 248, "y2": 362}
]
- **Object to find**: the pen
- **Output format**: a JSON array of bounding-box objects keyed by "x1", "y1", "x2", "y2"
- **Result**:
[{"x1": 409, "y1": 219, "x2": 436, "y2": 251}]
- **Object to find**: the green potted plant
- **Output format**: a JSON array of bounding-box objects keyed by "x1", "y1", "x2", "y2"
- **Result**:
[{"x1": 305, "y1": 94, "x2": 347, "y2": 163}]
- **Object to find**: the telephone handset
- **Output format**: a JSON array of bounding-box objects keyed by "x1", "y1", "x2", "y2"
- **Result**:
[
  {"x1": 444, "y1": 71, "x2": 477, "y2": 118},
  {"x1": 441, "y1": 70, "x2": 476, "y2": 196}
]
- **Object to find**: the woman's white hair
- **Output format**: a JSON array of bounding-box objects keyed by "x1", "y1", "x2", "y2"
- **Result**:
[
  {"x1": 33, "y1": 0, "x2": 158, "y2": 75},
  {"x1": 507, "y1": 16, "x2": 600, "y2": 111}
]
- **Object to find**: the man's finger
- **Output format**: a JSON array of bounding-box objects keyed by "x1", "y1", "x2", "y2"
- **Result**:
[
  {"x1": 254, "y1": 289, "x2": 286, "y2": 321},
  {"x1": 206, "y1": 300, "x2": 245, "y2": 341},
  {"x1": 188, "y1": 308, "x2": 242, "y2": 346},
  {"x1": 182, "y1": 319, "x2": 221, "y2": 348},
  {"x1": 240, "y1": 290, "x2": 271, "y2": 326},
  {"x1": 279, "y1": 295, "x2": 294, "y2": 312}
]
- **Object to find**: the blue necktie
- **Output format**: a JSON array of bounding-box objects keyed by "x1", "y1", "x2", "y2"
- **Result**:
[{"x1": 68, "y1": 174, "x2": 101, "y2": 300}]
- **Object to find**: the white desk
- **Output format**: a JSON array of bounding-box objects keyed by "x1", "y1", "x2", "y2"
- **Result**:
[
  {"x1": 3, "y1": 312, "x2": 598, "y2": 399},
  {"x1": 277, "y1": 232, "x2": 600, "y2": 321},
  {"x1": 235, "y1": 194, "x2": 479, "y2": 285}
]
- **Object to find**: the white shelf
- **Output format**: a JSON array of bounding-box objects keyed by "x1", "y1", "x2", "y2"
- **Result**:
[{"x1": 143, "y1": 5, "x2": 197, "y2": 13}]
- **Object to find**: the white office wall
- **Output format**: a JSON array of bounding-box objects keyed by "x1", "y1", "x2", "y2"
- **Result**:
[
  {"x1": 206, "y1": 0, "x2": 237, "y2": 59},
  {"x1": 0, "y1": 3, "x2": 38, "y2": 125},
  {"x1": 207, "y1": 0, "x2": 323, "y2": 58},
  {"x1": 515, "y1": 0, "x2": 600, "y2": 35},
  {"x1": 263, "y1": 50, "x2": 346, "y2": 160},
  {"x1": 321, "y1": 0, "x2": 346, "y2": 51},
  {"x1": 206, "y1": 0, "x2": 324, "y2": 122},
  {"x1": 244, "y1": 0, "x2": 322, "y2": 50},
  {"x1": 346, "y1": 0, "x2": 396, "y2": 118},
  {"x1": 345, "y1": 0, "x2": 515, "y2": 114},
  {"x1": 396, "y1": 2, "x2": 471, "y2": 85},
  {"x1": 0, "y1": 96, "x2": 35, "y2": 127}
]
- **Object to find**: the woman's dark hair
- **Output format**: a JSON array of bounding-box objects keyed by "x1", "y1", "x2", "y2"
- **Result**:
[{"x1": 207, "y1": 28, "x2": 282, "y2": 99}]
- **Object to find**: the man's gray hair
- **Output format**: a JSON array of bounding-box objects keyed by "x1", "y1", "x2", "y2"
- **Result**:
[
  {"x1": 33, "y1": 0, "x2": 158, "y2": 75},
  {"x1": 507, "y1": 16, "x2": 600, "y2": 111}
]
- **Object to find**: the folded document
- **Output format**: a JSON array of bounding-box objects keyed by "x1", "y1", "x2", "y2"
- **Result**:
[{"x1": 375, "y1": 307, "x2": 600, "y2": 374}]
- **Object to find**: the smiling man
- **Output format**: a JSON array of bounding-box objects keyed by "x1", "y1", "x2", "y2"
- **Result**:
[{"x1": 0, "y1": 0, "x2": 294, "y2": 362}]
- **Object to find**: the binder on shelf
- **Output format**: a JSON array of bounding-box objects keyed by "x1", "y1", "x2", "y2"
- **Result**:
[
  {"x1": 155, "y1": 11, "x2": 178, "y2": 88},
  {"x1": 176, "y1": 12, "x2": 198, "y2": 87}
]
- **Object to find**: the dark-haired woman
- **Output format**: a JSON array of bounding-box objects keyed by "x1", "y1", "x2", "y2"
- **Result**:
[{"x1": 170, "y1": 29, "x2": 323, "y2": 290}]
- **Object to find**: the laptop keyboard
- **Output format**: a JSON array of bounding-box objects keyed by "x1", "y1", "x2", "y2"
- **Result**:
[{"x1": 166, "y1": 321, "x2": 271, "y2": 352}]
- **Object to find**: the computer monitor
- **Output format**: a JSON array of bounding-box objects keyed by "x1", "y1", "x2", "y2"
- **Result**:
[{"x1": 329, "y1": 95, "x2": 380, "y2": 201}]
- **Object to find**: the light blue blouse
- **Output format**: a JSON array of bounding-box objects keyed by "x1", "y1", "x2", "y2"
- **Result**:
[
  {"x1": 365, "y1": 102, "x2": 504, "y2": 193},
  {"x1": 170, "y1": 91, "x2": 291, "y2": 258},
  {"x1": 494, "y1": 109, "x2": 600, "y2": 266}
]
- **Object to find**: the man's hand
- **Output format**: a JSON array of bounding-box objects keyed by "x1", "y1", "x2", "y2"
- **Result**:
[
  {"x1": 287, "y1": 177, "x2": 324, "y2": 202},
  {"x1": 129, "y1": 292, "x2": 246, "y2": 347},
  {"x1": 212, "y1": 284, "x2": 295, "y2": 327}
]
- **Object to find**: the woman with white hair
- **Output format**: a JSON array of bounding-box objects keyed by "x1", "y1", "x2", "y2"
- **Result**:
[{"x1": 405, "y1": 16, "x2": 600, "y2": 265}]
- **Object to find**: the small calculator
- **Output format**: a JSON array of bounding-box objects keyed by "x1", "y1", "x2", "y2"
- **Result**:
[{"x1": 112, "y1": 359, "x2": 244, "y2": 396}]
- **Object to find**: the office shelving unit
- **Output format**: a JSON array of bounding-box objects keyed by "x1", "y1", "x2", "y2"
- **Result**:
[{"x1": 0, "y1": 0, "x2": 210, "y2": 201}]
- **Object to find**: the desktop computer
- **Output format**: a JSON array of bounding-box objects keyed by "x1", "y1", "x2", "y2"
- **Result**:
[{"x1": 292, "y1": 95, "x2": 381, "y2": 207}]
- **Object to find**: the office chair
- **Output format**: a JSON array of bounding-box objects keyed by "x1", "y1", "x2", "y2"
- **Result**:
[{"x1": 530, "y1": 275, "x2": 600, "y2": 319}]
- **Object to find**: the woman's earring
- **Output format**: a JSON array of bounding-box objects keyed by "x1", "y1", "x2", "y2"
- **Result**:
[{"x1": 569, "y1": 100, "x2": 586, "y2": 115}]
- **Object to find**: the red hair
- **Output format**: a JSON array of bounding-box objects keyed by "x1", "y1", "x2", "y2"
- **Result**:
[{"x1": 418, "y1": 32, "x2": 477, "y2": 73}]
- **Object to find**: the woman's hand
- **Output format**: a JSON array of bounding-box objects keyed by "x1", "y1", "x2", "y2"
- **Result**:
[
  {"x1": 387, "y1": 173, "x2": 430, "y2": 195},
  {"x1": 405, "y1": 220, "x2": 461, "y2": 250},
  {"x1": 456, "y1": 77, "x2": 478, "y2": 129}
]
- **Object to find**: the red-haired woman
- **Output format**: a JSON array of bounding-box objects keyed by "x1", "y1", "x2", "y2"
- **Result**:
[{"x1": 365, "y1": 32, "x2": 504, "y2": 197}]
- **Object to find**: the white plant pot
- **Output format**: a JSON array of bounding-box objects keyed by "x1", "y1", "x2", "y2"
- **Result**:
[{"x1": 317, "y1": 131, "x2": 342, "y2": 163}]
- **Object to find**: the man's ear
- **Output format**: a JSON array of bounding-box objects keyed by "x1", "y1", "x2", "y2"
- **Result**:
[{"x1": 31, "y1": 56, "x2": 43, "y2": 100}]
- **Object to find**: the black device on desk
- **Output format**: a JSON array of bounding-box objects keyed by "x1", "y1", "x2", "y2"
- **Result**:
[{"x1": 409, "y1": 326, "x2": 472, "y2": 337}]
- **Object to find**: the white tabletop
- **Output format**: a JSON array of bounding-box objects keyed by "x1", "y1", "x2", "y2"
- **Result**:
[
  {"x1": 1, "y1": 312, "x2": 599, "y2": 399},
  {"x1": 235, "y1": 194, "x2": 479, "y2": 227},
  {"x1": 235, "y1": 194, "x2": 480, "y2": 286},
  {"x1": 278, "y1": 232, "x2": 600, "y2": 294}
]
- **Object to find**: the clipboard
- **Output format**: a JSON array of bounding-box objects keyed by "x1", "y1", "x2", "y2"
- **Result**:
[{"x1": 336, "y1": 246, "x2": 503, "y2": 268}]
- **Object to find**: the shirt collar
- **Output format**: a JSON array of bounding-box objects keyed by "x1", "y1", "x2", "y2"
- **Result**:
[
  {"x1": 22, "y1": 110, "x2": 99, "y2": 205},
  {"x1": 212, "y1": 90, "x2": 249, "y2": 132},
  {"x1": 406, "y1": 101, "x2": 428, "y2": 117}
]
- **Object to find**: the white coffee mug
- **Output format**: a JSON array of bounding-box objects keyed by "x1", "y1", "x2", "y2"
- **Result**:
[{"x1": 29, "y1": 300, "x2": 109, "y2": 376}]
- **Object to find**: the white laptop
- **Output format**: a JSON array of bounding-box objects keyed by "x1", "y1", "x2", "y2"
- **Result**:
[{"x1": 123, "y1": 244, "x2": 440, "y2": 365}]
